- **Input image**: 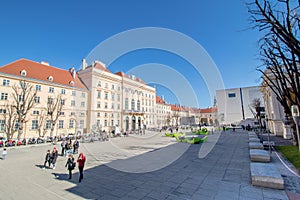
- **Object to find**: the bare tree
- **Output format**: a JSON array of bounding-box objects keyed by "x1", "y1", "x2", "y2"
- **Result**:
[
  {"x1": 12, "y1": 80, "x2": 37, "y2": 140},
  {"x1": 251, "y1": 98, "x2": 263, "y2": 129},
  {"x1": 248, "y1": 0, "x2": 300, "y2": 144},
  {"x1": 47, "y1": 94, "x2": 64, "y2": 137},
  {"x1": 36, "y1": 109, "x2": 48, "y2": 137},
  {"x1": 2, "y1": 104, "x2": 17, "y2": 139}
]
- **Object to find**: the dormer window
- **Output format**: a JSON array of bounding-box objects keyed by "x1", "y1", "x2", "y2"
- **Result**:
[
  {"x1": 21, "y1": 70, "x2": 27, "y2": 77},
  {"x1": 69, "y1": 81, "x2": 74, "y2": 86},
  {"x1": 48, "y1": 76, "x2": 53, "y2": 82}
]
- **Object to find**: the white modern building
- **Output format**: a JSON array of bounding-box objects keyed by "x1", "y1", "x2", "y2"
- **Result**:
[{"x1": 216, "y1": 86, "x2": 264, "y2": 125}]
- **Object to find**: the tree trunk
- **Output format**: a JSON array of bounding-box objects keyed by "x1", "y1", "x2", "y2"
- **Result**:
[{"x1": 17, "y1": 123, "x2": 23, "y2": 140}]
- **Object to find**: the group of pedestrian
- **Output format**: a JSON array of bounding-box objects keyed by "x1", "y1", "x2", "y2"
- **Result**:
[
  {"x1": 61, "y1": 139, "x2": 79, "y2": 156},
  {"x1": 43, "y1": 145, "x2": 86, "y2": 182},
  {"x1": 43, "y1": 147, "x2": 58, "y2": 169},
  {"x1": 64, "y1": 152, "x2": 86, "y2": 182}
]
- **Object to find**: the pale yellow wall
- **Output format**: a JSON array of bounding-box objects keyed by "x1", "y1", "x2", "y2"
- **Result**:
[{"x1": 0, "y1": 74, "x2": 88, "y2": 139}]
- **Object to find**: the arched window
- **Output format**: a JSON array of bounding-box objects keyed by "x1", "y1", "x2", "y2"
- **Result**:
[
  {"x1": 131, "y1": 99, "x2": 135, "y2": 110},
  {"x1": 125, "y1": 98, "x2": 129, "y2": 110},
  {"x1": 137, "y1": 100, "x2": 140, "y2": 111}
]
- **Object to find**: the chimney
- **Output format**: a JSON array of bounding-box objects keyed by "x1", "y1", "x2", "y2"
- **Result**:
[
  {"x1": 131, "y1": 75, "x2": 136, "y2": 80},
  {"x1": 82, "y1": 59, "x2": 87, "y2": 70},
  {"x1": 41, "y1": 61, "x2": 49, "y2": 66},
  {"x1": 69, "y1": 67, "x2": 76, "y2": 79}
]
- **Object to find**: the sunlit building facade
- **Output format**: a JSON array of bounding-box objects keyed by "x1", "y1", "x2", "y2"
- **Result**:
[
  {"x1": 77, "y1": 60, "x2": 156, "y2": 133},
  {"x1": 0, "y1": 59, "x2": 88, "y2": 138}
]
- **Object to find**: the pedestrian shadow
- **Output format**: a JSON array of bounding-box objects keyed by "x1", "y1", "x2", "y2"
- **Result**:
[
  {"x1": 35, "y1": 164, "x2": 53, "y2": 169},
  {"x1": 35, "y1": 164, "x2": 45, "y2": 169},
  {"x1": 51, "y1": 172, "x2": 77, "y2": 182}
]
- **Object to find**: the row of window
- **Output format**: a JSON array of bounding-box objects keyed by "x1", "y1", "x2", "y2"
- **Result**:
[
  {"x1": 0, "y1": 119, "x2": 85, "y2": 131},
  {"x1": 97, "y1": 81, "x2": 120, "y2": 91},
  {"x1": 97, "y1": 91, "x2": 121, "y2": 101},
  {"x1": 1, "y1": 79, "x2": 86, "y2": 97},
  {"x1": 123, "y1": 87, "x2": 155, "y2": 99},
  {"x1": 96, "y1": 119, "x2": 120, "y2": 127},
  {"x1": 43, "y1": 86, "x2": 85, "y2": 98},
  {"x1": 96, "y1": 102, "x2": 120, "y2": 110},
  {"x1": 97, "y1": 112, "x2": 120, "y2": 118},
  {"x1": 96, "y1": 81, "x2": 155, "y2": 100},
  {"x1": 0, "y1": 108, "x2": 85, "y2": 117},
  {"x1": 0, "y1": 94, "x2": 86, "y2": 108},
  {"x1": 124, "y1": 98, "x2": 154, "y2": 110}
]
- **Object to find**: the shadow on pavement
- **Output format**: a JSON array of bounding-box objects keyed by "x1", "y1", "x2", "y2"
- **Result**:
[{"x1": 52, "y1": 143, "x2": 201, "y2": 200}]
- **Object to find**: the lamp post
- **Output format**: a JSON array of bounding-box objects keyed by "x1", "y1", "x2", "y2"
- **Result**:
[
  {"x1": 265, "y1": 115, "x2": 271, "y2": 153},
  {"x1": 291, "y1": 105, "x2": 300, "y2": 152}
]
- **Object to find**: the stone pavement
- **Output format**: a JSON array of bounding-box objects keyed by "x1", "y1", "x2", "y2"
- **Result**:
[{"x1": 0, "y1": 130, "x2": 298, "y2": 200}]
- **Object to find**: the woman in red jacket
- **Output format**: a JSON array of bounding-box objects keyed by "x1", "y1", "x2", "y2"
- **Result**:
[{"x1": 77, "y1": 153, "x2": 86, "y2": 182}]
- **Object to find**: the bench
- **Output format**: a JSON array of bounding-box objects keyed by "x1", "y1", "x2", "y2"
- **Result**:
[
  {"x1": 263, "y1": 141, "x2": 275, "y2": 147},
  {"x1": 249, "y1": 142, "x2": 264, "y2": 149},
  {"x1": 251, "y1": 162, "x2": 284, "y2": 189},
  {"x1": 250, "y1": 149, "x2": 270, "y2": 162},
  {"x1": 249, "y1": 138, "x2": 260, "y2": 142}
]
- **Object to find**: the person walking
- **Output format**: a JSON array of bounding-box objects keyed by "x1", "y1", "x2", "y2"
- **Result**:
[
  {"x1": 51, "y1": 147, "x2": 58, "y2": 169},
  {"x1": 77, "y1": 153, "x2": 86, "y2": 182},
  {"x1": 43, "y1": 149, "x2": 51, "y2": 168},
  {"x1": 2, "y1": 148, "x2": 7, "y2": 160},
  {"x1": 73, "y1": 139, "x2": 79, "y2": 154},
  {"x1": 65, "y1": 154, "x2": 75, "y2": 179},
  {"x1": 61, "y1": 140, "x2": 66, "y2": 156},
  {"x1": 65, "y1": 139, "x2": 72, "y2": 156}
]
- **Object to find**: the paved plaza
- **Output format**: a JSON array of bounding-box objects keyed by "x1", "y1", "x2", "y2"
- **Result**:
[{"x1": 0, "y1": 130, "x2": 299, "y2": 200}]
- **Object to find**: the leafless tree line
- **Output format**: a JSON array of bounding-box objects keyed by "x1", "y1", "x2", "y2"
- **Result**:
[
  {"x1": 1, "y1": 80, "x2": 64, "y2": 139},
  {"x1": 248, "y1": 0, "x2": 300, "y2": 144}
]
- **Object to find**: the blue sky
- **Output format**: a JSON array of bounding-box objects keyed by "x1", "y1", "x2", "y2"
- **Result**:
[{"x1": 0, "y1": 0, "x2": 262, "y2": 108}]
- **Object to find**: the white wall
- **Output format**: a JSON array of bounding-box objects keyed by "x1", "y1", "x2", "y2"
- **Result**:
[{"x1": 216, "y1": 86, "x2": 264, "y2": 125}]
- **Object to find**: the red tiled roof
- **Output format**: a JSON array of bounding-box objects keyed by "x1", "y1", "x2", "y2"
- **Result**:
[
  {"x1": 115, "y1": 72, "x2": 146, "y2": 84},
  {"x1": 200, "y1": 107, "x2": 218, "y2": 113},
  {"x1": 93, "y1": 62, "x2": 110, "y2": 72},
  {"x1": 115, "y1": 71, "x2": 130, "y2": 78},
  {"x1": 135, "y1": 77, "x2": 146, "y2": 84},
  {"x1": 0, "y1": 58, "x2": 87, "y2": 89},
  {"x1": 156, "y1": 96, "x2": 165, "y2": 104},
  {"x1": 170, "y1": 104, "x2": 185, "y2": 111}
]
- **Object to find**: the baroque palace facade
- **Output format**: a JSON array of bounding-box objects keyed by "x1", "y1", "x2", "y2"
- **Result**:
[{"x1": 0, "y1": 58, "x2": 217, "y2": 139}]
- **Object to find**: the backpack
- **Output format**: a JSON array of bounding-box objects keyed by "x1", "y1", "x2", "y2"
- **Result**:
[{"x1": 68, "y1": 161, "x2": 76, "y2": 170}]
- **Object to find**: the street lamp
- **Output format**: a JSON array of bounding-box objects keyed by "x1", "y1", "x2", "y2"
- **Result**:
[
  {"x1": 265, "y1": 115, "x2": 271, "y2": 153},
  {"x1": 291, "y1": 105, "x2": 300, "y2": 152}
]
